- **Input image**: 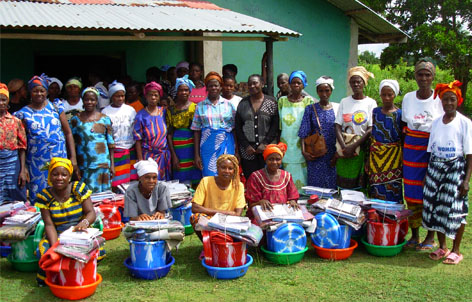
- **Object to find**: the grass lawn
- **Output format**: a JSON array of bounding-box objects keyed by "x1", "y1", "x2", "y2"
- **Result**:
[{"x1": 1, "y1": 191, "x2": 472, "y2": 301}]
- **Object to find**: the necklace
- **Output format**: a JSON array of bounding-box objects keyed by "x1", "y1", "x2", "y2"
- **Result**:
[
  {"x1": 264, "y1": 167, "x2": 280, "y2": 182},
  {"x1": 146, "y1": 107, "x2": 158, "y2": 116},
  {"x1": 52, "y1": 186, "x2": 70, "y2": 203}
]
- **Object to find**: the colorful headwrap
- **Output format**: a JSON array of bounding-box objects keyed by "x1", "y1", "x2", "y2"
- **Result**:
[
  {"x1": 7, "y1": 79, "x2": 24, "y2": 93},
  {"x1": 82, "y1": 86, "x2": 100, "y2": 98},
  {"x1": 315, "y1": 76, "x2": 335, "y2": 90},
  {"x1": 175, "y1": 75, "x2": 195, "y2": 92},
  {"x1": 434, "y1": 80, "x2": 463, "y2": 106},
  {"x1": 263, "y1": 142, "x2": 288, "y2": 161},
  {"x1": 289, "y1": 70, "x2": 308, "y2": 87},
  {"x1": 204, "y1": 71, "x2": 223, "y2": 86},
  {"x1": 176, "y1": 61, "x2": 189, "y2": 70},
  {"x1": 379, "y1": 79, "x2": 400, "y2": 96},
  {"x1": 48, "y1": 77, "x2": 63, "y2": 91},
  {"x1": 65, "y1": 77, "x2": 83, "y2": 90},
  {"x1": 415, "y1": 59, "x2": 436, "y2": 76},
  {"x1": 348, "y1": 66, "x2": 374, "y2": 86},
  {"x1": 28, "y1": 73, "x2": 50, "y2": 92},
  {"x1": 0, "y1": 83, "x2": 9, "y2": 99},
  {"x1": 47, "y1": 157, "x2": 73, "y2": 186},
  {"x1": 143, "y1": 81, "x2": 163, "y2": 98},
  {"x1": 108, "y1": 80, "x2": 126, "y2": 98}
]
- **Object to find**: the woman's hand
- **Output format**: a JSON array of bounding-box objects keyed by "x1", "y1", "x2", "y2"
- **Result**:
[
  {"x1": 246, "y1": 145, "x2": 256, "y2": 156},
  {"x1": 195, "y1": 154, "x2": 203, "y2": 171},
  {"x1": 255, "y1": 144, "x2": 266, "y2": 154},
  {"x1": 138, "y1": 213, "x2": 153, "y2": 221},
  {"x1": 172, "y1": 154, "x2": 180, "y2": 171},
  {"x1": 109, "y1": 166, "x2": 115, "y2": 179},
  {"x1": 459, "y1": 181, "x2": 469, "y2": 198},
  {"x1": 302, "y1": 151, "x2": 316, "y2": 161},
  {"x1": 73, "y1": 219, "x2": 89, "y2": 232},
  {"x1": 18, "y1": 169, "x2": 29, "y2": 188},
  {"x1": 72, "y1": 163, "x2": 81, "y2": 180},
  {"x1": 152, "y1": 212, "x2": 165, "y2": 220},
  {"x1": 342, "y1": 144, "x2": 357, "y2": 158},
  {"x1": 288, "y1": 200, "x2": 300, "y2": 210},
  {"x1": 259, "y1": 199, "x2": 273, "y2": 211}
]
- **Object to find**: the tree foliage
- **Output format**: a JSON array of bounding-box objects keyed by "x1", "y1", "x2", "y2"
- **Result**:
[{"x1": 359, "y1": 51, "x2": 380, "y2": 65}]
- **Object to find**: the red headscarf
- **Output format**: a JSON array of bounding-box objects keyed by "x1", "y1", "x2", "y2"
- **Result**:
[
  {"x1": 204, "y1": 71, "x2": 223, "y2": 86},
  {"x1": 143, "y1": 81, "x2": 163, "y2": 98},
  {"x1": 263, "y1": 143, "x2": 288, "y2": 161},
  {"x1": 434, "y1": 80, "x2": 463, "y2": 106}
]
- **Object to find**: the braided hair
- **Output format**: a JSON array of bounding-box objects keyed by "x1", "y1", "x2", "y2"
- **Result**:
[{"x1": 216, "y1": 154, "x2": 240, "y2": 191}]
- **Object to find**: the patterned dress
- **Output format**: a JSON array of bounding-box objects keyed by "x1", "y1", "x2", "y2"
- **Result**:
[
  {"x1": 278, "y1": 96, "x2": 314, "y2": 191},
  {"x1": 134, "y1": 107, "x2": 171, "y2": 180},
  {"x1": 298, "y1": 103, "x2": 337, "y2": 189},
  {"x1": 14, "y1": 100, "x2": 67, "y2": 201},
  {"x1": 70, "y1": 113, "x2": 115, "y2": 193}
]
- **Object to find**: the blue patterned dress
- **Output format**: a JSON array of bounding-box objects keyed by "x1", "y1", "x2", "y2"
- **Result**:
[
  {"x1": 298, "y1": 103, "x2": 337, "y2": 189},
  {"x1": 14, "y1": 100, "x2": 67, "y2": 201}
]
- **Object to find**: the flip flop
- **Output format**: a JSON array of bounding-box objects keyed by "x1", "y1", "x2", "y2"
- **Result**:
[
  {"x1": 429, "y1": 248, "x2": 450, "y2": 260},
  {"x1": 443, "y1": 252, "x2": 463, "y2": 265},
  {"x1": 405, "y1": 239, "x2": 419, "y2": 248},
  {"x1": 416, "y1": 242, "x2": 437, "y2": 251}
]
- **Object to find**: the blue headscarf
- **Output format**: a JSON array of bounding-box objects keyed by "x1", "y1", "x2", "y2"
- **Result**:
[
  {"x1": 108, "y1": 80, "x2": 126, "y2": 98},
  {"x1": 175, "y1": 75, "x2": 195, "y2": 92},
  {"x1": 289, "y1": 70, "x2": 308, "y2": 87},
  {"x1": 28, "y1": 73, "x2": 50, "y2": 92}
]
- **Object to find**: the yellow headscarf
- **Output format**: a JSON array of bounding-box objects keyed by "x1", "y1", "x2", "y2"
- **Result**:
[
  {"x1": 348, "y1": 66, "x2": 374, "y2": 86},
  {"x1": 47, "y1": 157, "x2": 73, "y2": 186},
  {"x1": 0, "y1": 83, "x2": 8, "y2": 99}
]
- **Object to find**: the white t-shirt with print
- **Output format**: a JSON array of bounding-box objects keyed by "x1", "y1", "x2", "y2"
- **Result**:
[
  {"x1": 427, "y1": 112, "x2": 472, "y2": 159},
  {"x1": 335, "y1": 95, "x2": 377, "y2": 136},
  {"x1": 401, "y1": 91, "x2": 444, "y2": 132},
  {"x1": 102, "y1": 104, "x2": 136, "y2": 150}
]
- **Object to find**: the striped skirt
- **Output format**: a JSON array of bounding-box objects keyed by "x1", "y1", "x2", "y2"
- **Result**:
[
  {"x1": 112, "y1": 148, "x2": 138, "y2": 187},
  {"x1": 173, "y1": 128, "x2": 201, "y2": 183},
  {"x1": 422, "y1": 156, "x2": 468, "y2": 239},
  {"x1": 403, "y1": 128, "x2": 430, "y2": 204},
  {"x1": 0, "y1": 149, "x2": 26, "y2": 204}
]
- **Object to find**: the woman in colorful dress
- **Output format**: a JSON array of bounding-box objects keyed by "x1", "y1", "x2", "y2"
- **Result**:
[
  {"x1": 167, "y1": 76, "x2": 201, "y2": 185},
  {"x1": 134, "y1": 81, "x2": 171, "y2": 180},
  {"x1": 188, "y1": 62, "x2": 207, "y2": 104},
  {"x1": 299, "y1": 76, "x2": 337, "y2": 189},
  {"x1": 278, "y1": 70, "x2": 314, "y2": 190},
  {"x1": 70, "y1": 87, "x2": 115, "y2": 193},
  {"x1": 402, "y1": 60, "x2": 443, "y2": 250},
  {"x1": 367, "y1": 80, "x2": 403, "y2": 202},
  {"x1": 191, "y1": 72, "x2": 237, "y2": 177},
  {"x1": 245, "y1": 143, "x2": 299, "y2": 223},
  {"x1": 14, "y1": 74, "x2": 78, "y2": 201},
  {"x1": 102, "y1": 81, "x2": 137, "y2": 189},
  {"x1": 335, "y1": 66, "x2": 377, "y2": 190},
  {"x1": 0, "y1": 83, "x2": 28, "y2": 203},
  {"x1": 423, "y1": 81, "x2": 471, "y2": 264}
]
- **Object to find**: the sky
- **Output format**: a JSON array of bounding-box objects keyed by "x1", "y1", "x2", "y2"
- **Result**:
[{"x1": 358, "y1": 43, "x2": 389, "y2": 58}]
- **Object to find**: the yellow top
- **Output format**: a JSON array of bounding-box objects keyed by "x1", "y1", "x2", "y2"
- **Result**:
[{"x1": 192, "y1": 176, "x2": 246, "y2": 211}]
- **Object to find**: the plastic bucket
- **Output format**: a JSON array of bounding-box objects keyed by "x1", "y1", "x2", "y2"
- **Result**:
[
  {"x1": 202, "y1": 231, "x2": 247, "y2": 268},
  {"x1": 11, "y1": 234, "x2": 37, "y2": 261},
  {"x1": 129, "y1": 240, "x2": 166, "y2": 269},
  {"x1": 367, "y1": 219, "x2": 408, "y2": 246},
  {"x1": 98, "y1": 205, "x2": 122, "y2": 229},
  {"x1": 338, "y1": 225, "x2": 352, "y2": 249},
  {"x1": 46, "y1": 250, "x2": 98, "y2": 286},
  {"x1": 169, "y1": 203, "x2": 192, "y2": 226}
]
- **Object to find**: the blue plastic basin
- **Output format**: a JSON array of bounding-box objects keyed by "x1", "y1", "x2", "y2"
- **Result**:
[
  {"x1": 202, "y1": 254, "x2": 253, "y2": 280},
  {"x1": 124, "y1": 255, "x2": 174, "y2": 280}
]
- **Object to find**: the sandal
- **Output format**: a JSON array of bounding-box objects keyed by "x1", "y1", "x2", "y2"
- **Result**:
[
  {"x1": 405, "y1": 239, "x2": 419, "y2": 248},
  {"x1": 429, "y1": 248, "x2": 450, "y2": 260},
  {"x1": 443, "y1": 252, "x2": 463, "y2": 265},
  {"x1": 416, "y1": 242, "x2": 437, "y2": 251}
]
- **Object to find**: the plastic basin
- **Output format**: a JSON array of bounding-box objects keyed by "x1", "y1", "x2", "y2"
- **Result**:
[
  {"x1": 124, "y1": 256, "x2": 175, "y2": 280},
  {"x1": 202, "y1": 254, "x2": 253, "y2": 280},
  {"x1": 45, "y1": 273, "x2": 102, "y2": 300},
  {"x1": 7, "y1": 254, "x2": 39, "y2": 272},
  {"x1": 129, "y1": 240, "x2": 166, "y2": 268},
  {"x1": 312, "y1": 239, "x2": 358, "y2": 260},
  {"x1": 184, "y1": 225, "x2": 194, "y2": 235},
  {"x1": 261, "y1": 246, "x2": 308, "y2": 265},
  {"x1": 102, "y1": 223, "x2": 124, "y2": 240},
  {"x1": 362, "y1": 237, "x2": 407, "y2": 257},
  {"x1": 0, "y1": 245, "x2": 12, "y2": 257}
]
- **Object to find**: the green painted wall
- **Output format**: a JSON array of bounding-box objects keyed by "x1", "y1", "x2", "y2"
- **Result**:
[{"x1": 211, "y1": 0, "x2": 352, "y2": 102}]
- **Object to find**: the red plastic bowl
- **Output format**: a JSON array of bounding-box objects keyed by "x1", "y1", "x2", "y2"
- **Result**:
[
  {"x1": 45, "y1": 273, "x2": 102, "y2": 300},
  {"x1": 102, "y1": 223, "x2": 124, "y2": 240},
  {"x1": 311, "y1": 239, "x2": 358, "y2": 260}
]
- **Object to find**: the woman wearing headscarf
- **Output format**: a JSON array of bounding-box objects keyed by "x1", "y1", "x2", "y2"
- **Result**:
[
  {"x1": 167, "y1": 76, "x2": 201, "y2": 185},
  {"x1": 422, "y1": 81, "x2": 471, "y2": 264},
  {"x1": 245, "y1": 143, "x2": 299, "y2": 223},
  {"x1": 63, "y1": 77, "x2": 83, "y2": 121},
  {"x1": 47, "y1": 77, "x2": 63, "y2": 104},
  {"x1": 70, "y1": 87, "x2": 115, "y2": 193},
  {"x1": 298, "y1": 76, "x2": 338, "y2": 189},
  {"x1": 133, "y1": 81, "x2": 171, "y2": 181},
  {"x1": 7, "y1": 79, "x2": 28, "y2": 113},
  {"x1": 102, "y1": 80, "x2": 138, "y2": 188},
  {"x1": 366, "y1": 80, "x2": 403, "y2": 203},
  {"x1": 335, "y1": 66, "x2": 377, "y2": 190},
  {"x1": 278, "y1": 70, "x2": 314, "y2": 191},
  {"x1": 402, "y1": 59, "x2": 444, "y2": 250},
  {"x1": 191, "y1": 72, "x2": 237, "y2": 177},
  {"x1": 124, "y1": 158, "x2": 171, "y2": 221},
  {"x1": 14, "y1": 74, "x2": 78, "y2": 201},
  {"x1": 0, "y1": 83, "x2": 27, "y2": 204}
]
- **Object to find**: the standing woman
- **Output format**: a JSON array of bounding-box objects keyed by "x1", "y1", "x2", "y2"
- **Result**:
[
  {"x1": 70, "y1": 87, "x2": 115, "y2": 193},
  {"x1": 335, "y1": 66, "x2": 377, "y2": 190},
  {"x1": 278, "y1": 70, "x2": 314, "y2": 190},
  {"x1": 167, "y1": 76, "x2": 201, "y2": 185},
  {"x1": 63, "y1": 77, "x2": 83, "y2": 121},
  {"x1": 423, "y1": 81, "x2": 472, "y2": 264},
  {"x1": 188, "y1": 63, "x2": 207, "y2": 104},
  {"x1": 0, "y1": 83, "x2": 28, "y2": 203},
  {"x1": 402, "y1": 60, "x2": 443, "y2": 250},
  {"x1": 47, "y1": 77, "x2": 63, "y2": 103},
  {"x1": 367, "y1": 80, "x2": 403, "y2": 202},
  {"x1": 14, "y1": 74, "x2": 78, "y2": 201},
  {"x1": 102, "y1": 81, "x2": 137, "y2": 188},
  {"x1": 191, "y1": 72, "x2": 237, "y2": 177},
  {"x1": 298, "y1": 76, "x2": 337, "y2": 189},
  {"x1": 133, "y1": 81, "x2": 171, "y2": 181}
]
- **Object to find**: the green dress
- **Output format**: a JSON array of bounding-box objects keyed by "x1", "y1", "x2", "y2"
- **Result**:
[{"x1": 278, "y1": 96, "x2": 314, "y2": 191}]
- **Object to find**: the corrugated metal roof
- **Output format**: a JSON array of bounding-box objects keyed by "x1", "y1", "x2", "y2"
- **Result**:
[{"x1": 0, "y1": 0, "x2": 300, "y2": 37}]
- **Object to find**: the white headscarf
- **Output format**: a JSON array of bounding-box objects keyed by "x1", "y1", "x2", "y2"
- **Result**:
[
  {"x1": 134, "y1": 158, "x2": 159, "y2": 177},
  {"x1": 379, "y1": 79, "x2": 400, "y2": 96},
  {"x1": 315, "y1": 76, "x2": 335, "y2": 90},
  {"x1": 48, "y1": 77, "x2": 63, "y2": 91}
]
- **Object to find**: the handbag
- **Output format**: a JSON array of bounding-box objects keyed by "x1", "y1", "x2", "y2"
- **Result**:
[
  {"x1": 304, "y1": 105, "x2": 328, "y2": 158},
  {"x1": 335, "y1": 126, "x2": 360, "y2": 156}
]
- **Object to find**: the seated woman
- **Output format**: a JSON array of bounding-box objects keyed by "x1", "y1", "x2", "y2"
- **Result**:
[
  {"x1": 35, "y1": 157, "x2": 98, "y2": 285},
  {"x1": 124, "y1": 158, "x2": 171, "y2": 221},
  {"x1": 245, "y1": 143, "x2": 299, "y2": 223}
]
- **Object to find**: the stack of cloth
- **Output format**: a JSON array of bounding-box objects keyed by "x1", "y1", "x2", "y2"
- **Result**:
[
  {"x1": 251, "y1": 204, "x2": 316, "y2": 234},
  {"x1": 90, "y1": 191, "x2": 124, "y2": 207},
  {"x1": 309, "y1": 198, "x2": 366, "y2": 230},
  {"x1": 0, "y1": 201, "x2": 29, "y2": 221},
  {"x1": 302, "y1": 186, "x2": 337, "y2": 199},
  {"x1": 54, "y1": 226, "x2": 104, "y2": 263},
  {"x1": 123, "y1": 219, "x2": 185, "y2": 251},
  {"x1": 364, "y1": 199, "x2": 412, "y2": 221},
  {"x1": 163, "y1": 181, "x2": 193, "y2": 208},
  {"x1": 0, "y1": 210, "x2": 42, "y2": 241}
]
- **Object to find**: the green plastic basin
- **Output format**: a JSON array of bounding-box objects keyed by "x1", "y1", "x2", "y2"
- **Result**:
[
  {"x1": 361, "y1": 237, "x2": 406, "y2": 257},
  {"x1": 7, "y1": 254, "x2": 39, "y2": 272},
  {"x1": 261, "y1": 246, "x2": 308, "y2": 265}
]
